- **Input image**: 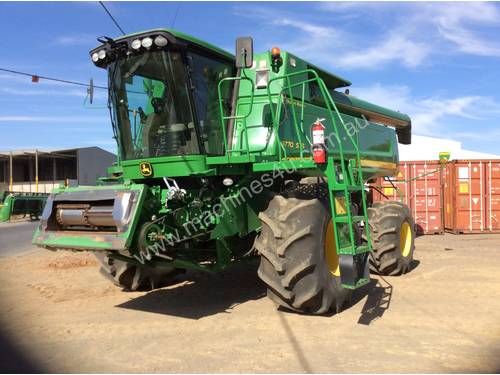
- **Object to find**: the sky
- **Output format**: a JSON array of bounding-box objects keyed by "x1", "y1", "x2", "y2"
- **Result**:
[{"x1": 1, "y1": 1, "x2": 500, "y2": 155}]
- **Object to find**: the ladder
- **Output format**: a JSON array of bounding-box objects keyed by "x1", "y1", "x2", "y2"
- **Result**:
[
  {"x1": 325, "y1": 158, "x2": 371, "y2": 289},
  {"x1": 267, "y1": 70, "x2": 372, "y2": 289},
  {"x1": 217, "y1": 68, "x2": 372, "y2": 289}
]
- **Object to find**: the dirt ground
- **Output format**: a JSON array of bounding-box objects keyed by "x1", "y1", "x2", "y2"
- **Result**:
[{"x1": 0, "y1": 232, "x2": 499, "y2": 373}]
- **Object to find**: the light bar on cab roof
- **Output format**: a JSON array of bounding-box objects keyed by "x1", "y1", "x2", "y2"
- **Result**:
[{"x1": 90, "y1": 33, "x2": 171, "y2": 66}]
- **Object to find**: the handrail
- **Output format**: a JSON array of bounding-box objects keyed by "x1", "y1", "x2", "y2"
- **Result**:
[
  {"x1": 217, "y1": 75, "x2": 255, "y2": 160},
  {"x1": 266, "y1": 69, "x2": 370, "y2": 252},
  {"x1": 217, "y1": 68, "x2": 362, "y2": 172},
  {"x1": 266, "y1": 70, "x2": 349, "y2": 163}
]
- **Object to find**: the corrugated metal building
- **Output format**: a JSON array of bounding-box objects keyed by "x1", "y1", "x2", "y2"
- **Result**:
[{"x1": 0, "y1": 147, "x2": 116, "y2": 193}]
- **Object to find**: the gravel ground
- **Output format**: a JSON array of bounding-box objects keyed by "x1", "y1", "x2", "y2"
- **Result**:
[{"x1": 0, "y1": 231, "x2": 499, "y2": 373}]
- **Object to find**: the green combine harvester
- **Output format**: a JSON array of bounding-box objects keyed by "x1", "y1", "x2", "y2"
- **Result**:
[
  {"x1": 1, "y1": 191, "x2": 48, "y2": 222},
  {"x1": 33, "y1": 29, "x2": 415, "y2": 314}
]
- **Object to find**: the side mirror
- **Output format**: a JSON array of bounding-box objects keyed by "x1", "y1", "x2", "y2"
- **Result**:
[
  {"x1": 235, "y1": 37, "x2": 253, "y2": 69},
  {"x1": 87, "y1": 78, "x2": 94, "y2": 104}
]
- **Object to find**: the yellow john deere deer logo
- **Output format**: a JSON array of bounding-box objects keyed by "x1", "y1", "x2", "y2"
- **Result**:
[{"x1": 139, "y1": 162, "x2": 153, "y2": 177}]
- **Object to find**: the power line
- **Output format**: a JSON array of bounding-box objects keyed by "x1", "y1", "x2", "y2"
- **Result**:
[
  {"x1": 0, "y1": 67, "x2": 107, "y2": 90},
  {"x1": 99, "y1": 1, "x2": 126, "y2": 36},
  {"x1": 0, "y1": 67, "x2": 151, "y2": 97},
  {"x1": 170, "y1": 3, "x2": 181, "y2": 29}
]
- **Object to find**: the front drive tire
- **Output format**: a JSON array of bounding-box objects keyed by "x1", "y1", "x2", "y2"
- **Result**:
[
  {"x1": 256, "y1": 195, "x2": 351, "y2": 315},
  {"x1": 367, "y1": 201, "x2": 415, "y2": 275},
  {"x1": 94, "y1": 253, "x2": 181, "y2": 291}
]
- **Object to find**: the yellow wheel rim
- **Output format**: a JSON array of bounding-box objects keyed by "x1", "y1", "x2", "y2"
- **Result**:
[
  {"x1": 325, "y1": 219, "x2": 340, "y2": 277},
  {"x1": 400, "y1": 221, "x2": 412, "y2": 257}
]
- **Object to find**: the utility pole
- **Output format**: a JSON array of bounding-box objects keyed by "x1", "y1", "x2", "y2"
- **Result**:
[
  {"x1": 9, "y1": 151, "x2": 13, "y2": 191},
  {"x1": 35, "y1": 149, "x2": 39, "y2": 193}
]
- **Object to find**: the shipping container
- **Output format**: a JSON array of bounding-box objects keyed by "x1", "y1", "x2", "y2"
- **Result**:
[
  {"x1": 485, "y1": 160, "x2": 500, "y2": 232},
  {"x1": 370, "y1": 161, "x2": 411, "y2": 207},
  {"x1": 410, "y1": 161, "x2": 444, "y2": 235},
  {"x1": 370, "y1": 160, "x2": 444, "y2": 235},
  {"x1": 445, "y1": 160, "x2": 500, "y2": 233}
]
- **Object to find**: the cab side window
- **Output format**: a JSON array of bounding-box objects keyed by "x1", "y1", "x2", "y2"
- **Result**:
[{"x1": 188, "y1": 52, "x2": 233, "y2": 155}]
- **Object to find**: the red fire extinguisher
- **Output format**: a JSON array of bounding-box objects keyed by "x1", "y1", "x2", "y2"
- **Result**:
[{"x1": 312, "y1": 119, "x2": 326, "y2": 164}]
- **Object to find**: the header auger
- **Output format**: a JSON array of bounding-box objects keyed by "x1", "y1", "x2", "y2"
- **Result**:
[{"x1": 33, "y1": 29, "x2": 415, "y2": 314}]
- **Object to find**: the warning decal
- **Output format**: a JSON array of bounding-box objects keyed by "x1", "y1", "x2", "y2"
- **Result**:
[{"x1": 459, "y1": 182, "x2": 469, "y2": 193}]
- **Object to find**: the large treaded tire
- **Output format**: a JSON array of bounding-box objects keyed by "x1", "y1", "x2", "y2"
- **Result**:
[
  {"x1": 367, "y1": 201, "x2": 415, "y2": 275},
  {"x1": 94, "y1": 253, "x2": 181, "y2": 291},
  {"x1": 256, "y1": 195, "x2": 351, "y2": 315}
]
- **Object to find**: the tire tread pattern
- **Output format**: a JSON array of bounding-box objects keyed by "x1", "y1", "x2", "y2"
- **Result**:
[
  {"x1": 365, "y1": 201, "x2": 415, "y2": 276},
  {"x1": 94, "y1": 253, "x2": 180, "y2": 291},
  {"x1": 257, "y1": 195, "x2": 350, "y2": 315}
]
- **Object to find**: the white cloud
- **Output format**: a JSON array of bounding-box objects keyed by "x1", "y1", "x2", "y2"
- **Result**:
[
  {"x1": 351, "y1": 83, "x2": 500, "y2": 137},
  {"x1": 335, "y1": 2, "x2": 500, "y2": 69},
  {"x1": 0, "y1": 115, "x2": 108, "y2": 123},
  {"x1": 410, "y1": 96, "x2": 483, "y2": 133},
  {"x1": 432, "y1": 2, "x2": 500, "y2": 56},
  {"x1": 53, "y1": 33, "x2": 97, "y2": 46},
  {"x1": 438, "y1": 25, "x2": 500, "y2": 57},
  {"x1": 273, "y1": 18, "x2": 339, "y2": 39},
  {"x1": 336, "y1": 35, "x2": 430, "y2": 69},
  {"x1": 253, "y1": 2, "x2": 500, "y2": 70},
  {"x1": 451, "y1": 129, "x2": 500, "y2": 141},
  {"x1": 232, "y1": 5, "x2": 348, "y2": 64},
  {"x1": 269, "y1": 19, "x2": 346, "y2": 66},
  {"x1": 234, "y1": 5, "x2": 431, "y2": 70},
  {"x1": 349, "y1": 84, "x2": 413, "y2": 113}
]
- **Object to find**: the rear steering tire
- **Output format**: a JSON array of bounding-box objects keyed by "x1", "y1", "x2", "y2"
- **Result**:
[
  {"x1": 256, "y1": 195, "x2": 351, "y2": 315},
  {"x1": 366, "y1": 201, "x2": 415, "y2": 275},
  {"x1": 94, "y1": 253, "x2": 182, "y2": 291}
]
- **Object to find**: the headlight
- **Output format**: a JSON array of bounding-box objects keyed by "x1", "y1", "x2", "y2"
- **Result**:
[
  {"x1": 131, "y1": 39, "x2": 141, "y2": 50},
  {"x1": 141, "y1": 37, "x2": 153, "y2": 49},
  {"x1": 255, "y1": 69, "x2": 270, "y2": 89},
  {"x1": 98, "y1": 50, "x2": 106, "y2": 60},
  {"x1": 91, "y1": 53, "x2": 99, "y2": 62},
  {"x1": 222, "y1": 178, "x2": 234, "y2": 187},
  {"x1": 154, "y1": 35, "x2": 168, "y2": 47}
]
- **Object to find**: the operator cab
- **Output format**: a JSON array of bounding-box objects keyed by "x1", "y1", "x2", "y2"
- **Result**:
[{"x1": 90, "y1": 30, "x2": 234, "y2": 161}]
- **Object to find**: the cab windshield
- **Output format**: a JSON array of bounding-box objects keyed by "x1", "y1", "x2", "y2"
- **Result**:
[{"x1": 110, "y1": 50, "x2": 198, "y2": 160}]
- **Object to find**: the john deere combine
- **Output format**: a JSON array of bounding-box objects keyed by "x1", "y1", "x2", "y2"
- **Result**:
[
  {"x1": 1, "y1": 191, "x2": 48, "y2": 222},
  {"x1": 33, "y1": 29, "x2": 415, "y2": 314}
]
